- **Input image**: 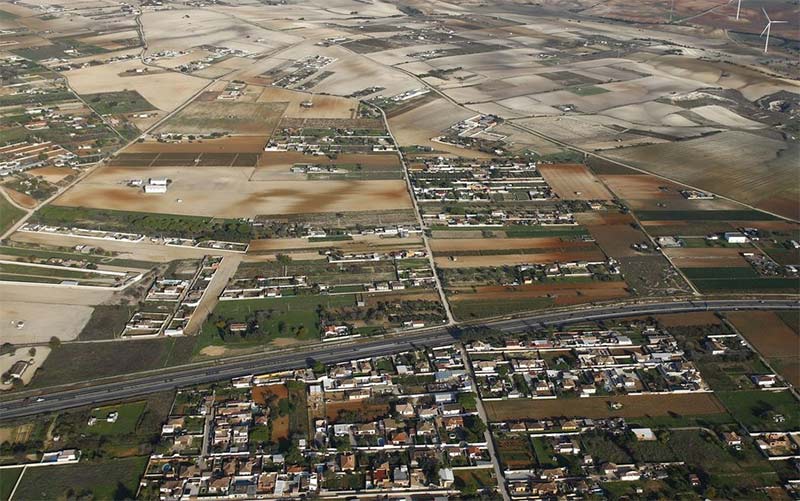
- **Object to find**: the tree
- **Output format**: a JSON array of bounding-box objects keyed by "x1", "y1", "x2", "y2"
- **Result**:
[
  {"x1": 48, "y1": 336, "x2": 61, "y2": 349},
  {"x1": 28, "y1": 347, "x2": 36, "y2": 357}
]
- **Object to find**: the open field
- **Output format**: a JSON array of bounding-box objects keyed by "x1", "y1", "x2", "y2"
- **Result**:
[
  {"x1": 30, "y1": 337, "x2": 194, "y2": 388},
  {"x1": 429, "y1": 237, "x2": 596, "y2": 252},
  {"x1": 655, "y1": 311, "x2": 722, "y2": 327},
  {"x1": 63, "y1": 59, "x2": 208, "y2": 112},
  {"x1": 248, "y1": 234, "x2": 422, "y2": 252},
  {"x1": 2, "y1": 188, "x2": 36, "y2": 210},
  {"x1": 326, "y1": 401, "x2": 390, "y2": 424},
  {"x1": 577, "y1": 211, "x2": 648, "y2": 258},
  {"x1": 52, "y1": 166, "x2": 412, "y2": 218},
  {"x1": 729, "y1": 311, "x2": 800, "y2": 387},
  {"x1": 12, "y1": 456, "x2": 148, "y2": 500},
  {"x1": 1, "y1": 301, "x2": 93, "y2": 344},
  {"x1": 663, "y1": 247, "x2": 750, "y2": 268},
  {"x1": 256, "y1": 86, "x2": 356, "y2": 119},
  {"x1": 158, "y1": 98, "x2": 286, "y2": 135},
  {"x1": 434, "y1": 249, "x2": 606, "y2": 268},
  {"x1": 0, "y1": 196, "x2": 25, "y2": 235},
  {"x1": 717, "y1": 390, "x2": 800, "y2": 432},
  {"x1": 484, "y1": 393, "x2": 727, "y2": 421},
  {"x1": 123, "y1": 137, "x2": 267, "y2": 154},
  {"x1": 448, "y1": 281, "x2": 629, "y2": 319},
  {"x1": 83, "y1": 90, "x2": 156, "y2": 115},
  {"x1": 605, "y1": 132, "x2": 799, "y2": 219},
  {"x1": 538, "y1": 163, "x2": 613, "y2": 200}
]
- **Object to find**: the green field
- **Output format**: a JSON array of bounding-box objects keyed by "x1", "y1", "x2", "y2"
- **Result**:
[
  {"x1": 453, "y1": 468, "x2": 496, "y2": 495},
  {"x1": 83, "y1": 90, "x2": 156, "y2": 115},
  {"x1": 717, "y1": 390, "x2": 800, "y2": 431},
  {"x1": 13, "y1": 38, "x2": 108, "y2": 61},
  {"x1": 199, "y1": 294, "x2": 358, "y2": 351},
  {"x1": 33, "y1": 205, "x2": 253, "y2": 242},
  {"x1": 682, "y1": 267, "x2": 760, "y2": 280},
  {"x1": 0, "y1": 197, "x2": 25, "y2": 235},
  {"x1": 0, "y1": 90, "x2": 75, "y2": 108},
  {"x1": 87, "y1": 401, "x2": 147, "y2": 436},
  {"x1": 636, "y1": 210, "x2": 777, "y2": 221},
  {"x1": 0, "y1": 467, "x2": 22, "y2": 501},
  {"x1": 690, "y1": 278, "x2": 799, "y2": 294},
  {"x1": 569, "y1": 85, "x2": 609, "y2": 96},
  {"x1": 31, "y1": 337, "x2": 195, "y2": 388},
  {"x1": 503, "y1": 225, "x2": 590, "y2": 238},
  {"x1": 12, "y1": 456, "x2": 147, "y2": 500}
]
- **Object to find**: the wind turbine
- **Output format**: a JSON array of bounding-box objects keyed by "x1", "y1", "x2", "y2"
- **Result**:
[{"x1": 760, "y1": 8, "x2": 787, "y2": 53}]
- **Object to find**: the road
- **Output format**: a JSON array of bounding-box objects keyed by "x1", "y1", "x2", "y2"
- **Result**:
[{"x1": 0, "y1": 298, "x2": 796, "y2": 421}]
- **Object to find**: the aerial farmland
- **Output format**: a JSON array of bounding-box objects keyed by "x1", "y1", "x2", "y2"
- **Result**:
[{"x1": 0, "y1": 0, "x2": 798, "y2": 498}]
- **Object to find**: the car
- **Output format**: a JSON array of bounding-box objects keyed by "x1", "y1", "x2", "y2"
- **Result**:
[{"x1": 35, "y1": 397, "x2": 45, "y2": 402}]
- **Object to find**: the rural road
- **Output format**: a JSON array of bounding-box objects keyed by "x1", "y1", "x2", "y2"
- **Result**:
[{"x1": 0, "y1": 298, "x2": 796, "y2": 420}]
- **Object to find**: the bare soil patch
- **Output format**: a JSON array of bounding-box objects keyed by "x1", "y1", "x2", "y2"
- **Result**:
[
  {"x1": 655, "y1": 312, "x2": 722, "y2": 327},
  {"x1": 435, "y1": 249, "x2": 606, "y2": 268},
  {"x1": 485, "y1": 393, "x2": 727, "y2": 421},
  {"x1": 663, "y1": 247, "x2": 750, "y2": 268},
  {"x1": 3, "y1": 187, "x2": 37, "y2": 209},
  {"x1": 53, "y1": 166, "x2": 412, "y2": 218},
  {"x1": 729, "y1": 312, "x2": 798, "y2": 359},
  {"x1": 538, "y1": 163, "x2": 613, "y2": 200},
  {"x1": 124, "y1": 136, "x2": 267, "y2": 154},
  {"x1": 326, "y1": 401, "x2": 390, "y2": 424}
]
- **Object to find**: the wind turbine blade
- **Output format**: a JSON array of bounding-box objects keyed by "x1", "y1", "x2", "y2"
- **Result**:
[
  {"x1": 762, "y1": 7, "x2": 771, "y2": 22},
  {"x1": 760, "y1": 23, "x2": 769, "y2": 36},
  {"x1": 772, "y1": 20, "x2": 788, "y2": 24}
]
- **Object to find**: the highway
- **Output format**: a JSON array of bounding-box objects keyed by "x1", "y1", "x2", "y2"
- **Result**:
[{"x1": 1, "y1": 298, "x2": 797, "y2": 420}]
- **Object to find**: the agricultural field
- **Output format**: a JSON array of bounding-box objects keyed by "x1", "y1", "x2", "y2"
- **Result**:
[
  {"x1": 12, "y1": 456, "x2": 148, "y2": 500},
  {"x1": 729, "y1": 311, "x2": 800, "y2": 386},
  {"x1": 484, "y1": 393, "x2": 727, "y2": 421},
  {"x1": 0, "y1": 2, "x2": 797, "y2": 497}
]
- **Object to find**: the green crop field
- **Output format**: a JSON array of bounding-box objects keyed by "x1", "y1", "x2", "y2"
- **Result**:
[
  {"x1": 0, "y1": 197, "x2": 25, "y2": 235},
  {"x1": 0, "y1": 467, "x2": 23, "y2": 500},
  {"x1": 12, "y1": 456, "x2": 147, "y2": 500},
  {"x1": 636, "y1": 210, "x2": 777, "y2": 221},
  {"x1": 717, "y1": 390, "x2": 800, "y2": 431},
  {"x1": 682, "y1": 267, "x2": 759, "y2": 280},
  {"x1": 690, "y1": 278, "x2": 800, "y2": 294},
  {"x1": 569, "y1": 85, "x2": 609, "y2": 96},
  {"x1": 33, "y1": 205, "x2": 253, "y2": 242},
  {"x1": 83, "y1": 90, "x2": 156, "y2": 115},
  {"x1": 199, "y1": 294, "x2": 357, "y2": 351},
  {"x1": 87, "y1": 401, "x2": 147, "y2": 436}
]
